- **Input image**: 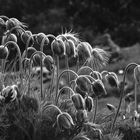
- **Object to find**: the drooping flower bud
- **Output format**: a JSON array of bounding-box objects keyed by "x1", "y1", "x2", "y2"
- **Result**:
[
  {"x1": 75, "y1": 75, "x2": 91, "y2": 93},
  {"x1": 42, "y1": 104, "x2": 62, "y2": 124},
  {"x1": 71, "y1": 93, "x2": 85, "y2": 110},
  {"x1": 21, "y1": 30, "x2": 33, "y2": 46},
  {"x1": 76, "y1": 109, "x2": 88, "y2": 124},
  {"x1": 25, "y1": 47, "x2": 37, "y2": 58},
  {"x1": 106, "y1": 103, "x2": 116, "y2": 112},
  {"x1": 1, "y1": 85, "x2": 18, "y2": 103},
  {"x1": 74, "y1": 85, "x2": 87, "y2": 98},
  {"x1": 64, "y1": 39, "x2": 76, "y2": 58},
  {"x1": 51, "y1": 39, "x2": 65, "y2": 56},
  {"x1": 85, "y1": 96, "x2": 94, "y2": 112},
  {"x1": 0, "y1": 45, "x2": 9, "y2": 59},
  {"x1": 43, "y1": 55, "x2": 54, "y2": 72},
  {"x1": 36, "y1": 32, "x2": 49, "y2": 45},
  {"x1": 4, "y1": 33, "x2": 17, "y2": 44},
  {"x1": 32, "y1": 54, "x2": 41, "y2": 66},
  {"x1": 57, "y1": 112, "x2": 74, "y2": 131},
  {"x1": 105, "y1": 72, "x2": 119, "y2": 88},
  {"x1": 134, "y1": 65, "x2": 140, "y2": 84},
  {"x1": 92, "y1": 79, "x2": 107, "y2": 97}
]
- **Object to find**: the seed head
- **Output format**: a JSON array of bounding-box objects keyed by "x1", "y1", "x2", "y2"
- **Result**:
[
  {"x1": 75, "y1": 75, "x2": 91, "y2": 93},
  {"x1": 57, "y1": 112, "x2": 74, "y2": 131},
  {"x1": 43, "y1": 55, "x2": 54, "y2": 72},
  {"x1": 92, "y1": 79, "x2": 107, "y2": 97},
  {"x1": 85, "y1": 96, "x2": 94, "y2": 112},
  {"x1": 0, "y1": 45, "x2": 9, "y2": 59},
  {"x1": 71, "y1": 93, "x2": 85, "y2": 110},
  {"x1": 51, "y1": 39, "x2": 65, "y2": 56}
]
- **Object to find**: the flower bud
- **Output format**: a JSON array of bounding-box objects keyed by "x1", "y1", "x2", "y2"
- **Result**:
[
  {"x1": 4, "y1": 33, "x2": 17, "y2": 44},
  {"x1": 106, "y1": 103, "x2": 116, "y2": 112},
  {"x1": 36, "y1": 33, "x2": 49, "y2": 45},
  {"x1": 85, "y1": 96, "x2": 94, "y2": 112},
  {"x1": 92, "y1": 79, "x2": 107, "y2": 97},
  {"x1": 51, "y1": 39, "x2": 65, "y2": 56},
  {"x1": 74, "y1": 85, "x2": 87, "y2": 98},
  {"x1": 21, "y1": 30, "x2": 33, "y2": 45},
  {"x1": 71, "y1": 93, "x2": 85, "y2": 110},
  {"x1": 42, "y1": 104, "x2": 62, "y2": 124},
  {"x1": 105, "y1": 72, "x2": 119, "y2": 88},
  {"x1": 64, "y1": 39, "x2": 76, "y2": 57},
  {"x1": 76, "y1": 109, "x2": 88, "y2": 124},
  {"x1": 75, "y1": 75, "x2": 91, "y2": 92},
  {"x1": 0, "y1": 45, "x2": 9, "y2": 59},
  {"x1": 25, "y1": 47, "x2": 37, "y2": 58},
  {"x1": 43, "y1": 55, "x2": 54, "y2": 72},
  {"x1": 32, "y1": 54, "x2": 41, "y2": 66},
  {"x1": 134, "y1": 65, "x2": 140, "y2": 84},
  {"x1": 57, "y1": 112, "x2": 74, "y2": 131},
  {"x1": 1, "y1": 85, "x2": 18, "y2": 103}
]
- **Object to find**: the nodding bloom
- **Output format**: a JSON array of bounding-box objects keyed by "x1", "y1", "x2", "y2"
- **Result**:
[
  {"x1": 76, "y1": 109, "x2": 88, "y2": 124},
  {"x1": 36, "y1": 32, "x2": 49, "y2": 45},
  {"x1": 0, "y1": 45, "x2": 9, "y2": 59},
  {"x1": 92, "y1": 79, "x2": 107, "y2": 97},
  {"x1": 75, "y1": 75, "x2": 91, "y2": 93},
  {"x1": 74, "y1": 85, "x2": 87, "y2": 98},
  {"x1": 106, "y1": 103, "x2": 116, "y2": 112},
  {"x1": 5, "y1": 18, "x2": 27, "y2": 31},
  {"x1": 32, "y1": 54, "x2": 41, "y2": 66},
  {"x1": 71, "y1": 93, "x2": 85, "y2": 110},
  {"x1": 43, "y1": 55, "x2": 54, "y2": 72},
  {"x1": 56, "y1": 112, "x2": 74, "y2": 131},
  {"x1": 105, "y1": 72, "x2": 119, "y2": 88},
  {"x1": 76, "y1": 42, "x2": 91, "y2": 65},
  {"x1": 51, "y1": 39, "x2": 65, "y2": 56},
  {"x1": 21, "y1": 30, "x2": 33, "y2": 45},
  {"x1": 134, "y1": 65, "x2": 140, "y2": 84},
  {"x1": 85, "y1": 96, "x2": 94, "y2": 112},
  {"x1": 87, "y1": 48, "x2": 110, "y2": 70},
  {"x1": 1, "y1": 85, "x2": 18, "y2": 103},
  {"x1": 22, "y1": 47, "x2": 37, "y2": 59},
  {"x1": 3, "y1": 33, "x2": 17, "y2": 44},
  {"x1": 64, "y1": 39, "x2": 76, "y2": 58}
]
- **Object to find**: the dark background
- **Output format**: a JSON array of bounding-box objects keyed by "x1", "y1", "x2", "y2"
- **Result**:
[{"x1": 0, "y1": 0, "x2": 140, "y2": 47}]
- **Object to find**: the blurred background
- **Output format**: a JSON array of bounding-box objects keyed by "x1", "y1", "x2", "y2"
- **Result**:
[{"x1": 0, "y1": 0, "x2": 140, "y2": 47}]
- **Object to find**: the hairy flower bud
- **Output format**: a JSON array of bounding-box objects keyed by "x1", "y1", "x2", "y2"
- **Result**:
[
  {"x1": 57, "y1": 112, "x2": 74, "y2": 131},
  {"x1": 75, "y1": 75, "x2": 91, "y2": 93},
  {"x1": 76, "y1": 109, "x2": 88, "y2": 124},
  {"x1": 85, "y1": 96, "x2": 94, "y2": 112},
  {"x1": 25, "y1": 47, "x2": 37, "y2": 58},
  {"x1": 51, "y1": 39, "x2": 65, "y2": 56},
  {"x1": 0, "y1": 45, "x2": 9, "y2": 59},
  {"x1": 36, "y1": 32, "x2": 49, "y2": 45},
  {"x1": 64, "y1": 39, "x2": 76, "y2": 57},
  {"x1": 4, "y1": 33, "x2": 17, "y2": 44},
  {"x1": 71, "y1": 93, "x2": 85, "y2": 110},
  {"x1": 105, "y1": 72, "x2": 119, "y2": 88},
  {"x1": 74, "y1": 85, "x2": 87, "y2": 98},
  {"x1": 21, "y1": 30, "x2": 33, "y2": 45},
  {"x1": 32, "y1": 54, "x2": 41, "y2": 66},
  {"x1": 92, "y1": 79, "x2": 107, "y2": 97},
  {"x1": 43, "y1": 55, "x2": 54, "y2": 72}
]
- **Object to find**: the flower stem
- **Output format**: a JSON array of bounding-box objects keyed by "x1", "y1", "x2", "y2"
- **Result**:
[{"x1": 93, "y1": 96, "x2": 98, "y2": 123}]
